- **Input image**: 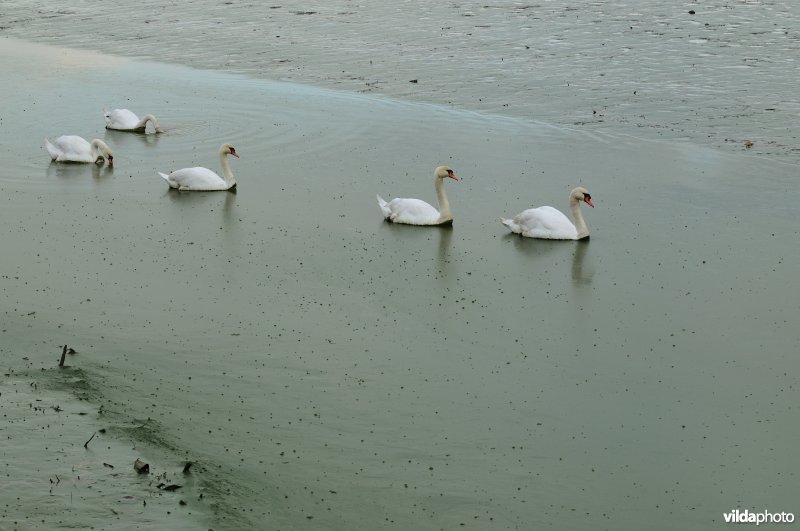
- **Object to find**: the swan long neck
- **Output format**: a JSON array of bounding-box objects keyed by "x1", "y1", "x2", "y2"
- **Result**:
[
  {"x1": 570, "y1": 196, "x2": 589, "y2": 239},
  {"x1": 138, "y1": 114, "x2": 162, "y2": 132},
  {"x1": 219, "y1": 151, "x2": 236, "y2": 188},
  {"x1": 434, "y1": 176, "x2": 452, "y2": 222},
  {"x1": 90, "y1": 140, "x2": 110, "y2": 160}
]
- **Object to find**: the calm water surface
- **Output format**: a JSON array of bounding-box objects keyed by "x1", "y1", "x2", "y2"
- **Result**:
[{"x1": 0, "y1": 9, "x2": 798, "y2": 531}]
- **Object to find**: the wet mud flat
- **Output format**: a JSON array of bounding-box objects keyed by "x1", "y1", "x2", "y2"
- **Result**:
[
  {"x1": 1, "y1": 0, "x2": 798, "y2": 162},
  {"x1": 1, "y1": 362, "x2": 210, "y2": 530}
]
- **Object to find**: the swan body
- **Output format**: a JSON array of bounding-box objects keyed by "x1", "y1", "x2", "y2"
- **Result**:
[
  {"x1": 501, "y1": 187, "x2": 594, "y2": 240},
  {"x1": 44, "y1": 136, "x2": 113, "y2": 165},
  {"x1": 105, "y1": 109, "x2": 163, "y2": 133},
  {"x1": 377, "y1": 166, "x2": 458, "y2": 225},
  {"x1": 159, "y1": 143, "x2": 239, "y2": 191}
]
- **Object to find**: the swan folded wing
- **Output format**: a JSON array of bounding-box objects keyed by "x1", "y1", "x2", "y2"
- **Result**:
[
  {"x1": 165, "y1": 167, "x2": 228, "y2": 190},
  {"x1": 386, "y1": 198, "x2": 441, "y2": 225},
  {"x1": 517, "y1": 206, "x2": 578, "y2": 239},
  {"x1": 46, "y1": 135, "x2": 93, "y2": 162},
  {"x1": 105, "y1": 109, "x2": 140, "y2": 129}
]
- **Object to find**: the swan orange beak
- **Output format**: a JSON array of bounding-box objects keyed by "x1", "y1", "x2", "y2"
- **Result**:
[{"x1": 584, "y1": 197, "x2": 594, "y2": 207}]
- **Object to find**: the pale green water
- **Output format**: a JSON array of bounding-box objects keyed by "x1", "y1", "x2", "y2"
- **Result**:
[{"x1": 1, "y1": 36, "x2": 798, "y2": 531}]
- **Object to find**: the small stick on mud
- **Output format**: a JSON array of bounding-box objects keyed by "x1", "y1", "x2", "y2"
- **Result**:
[
  {"x1": 182, "y1": 461, "x2": 193, "y2": 474},
  {"x1": 58, "y1": 345, "x2": 68, "y2": 367},
  {"x1": 84, "y1": 431, "x2": 96, "y2": 449}
]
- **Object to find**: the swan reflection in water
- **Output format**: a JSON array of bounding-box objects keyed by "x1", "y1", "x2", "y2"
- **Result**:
[
  {"x1": 570, "y1": 239, "x2": 591, "y2": 285},
  {"x1": 104, "y1": 127, "x2": 162, "y2": 148},
  {"x1": 437, "y1": 224, "x2": 453, "y2": 263},
  {"x1": 164, "y1": 183, "x2": 238, "y2": 223},
  {"x1": 46, "y1": 160, "x2": 114, "y2": 180},
  {"x1": 503, "y1": 234, "x2": 592, "y2": 285}
]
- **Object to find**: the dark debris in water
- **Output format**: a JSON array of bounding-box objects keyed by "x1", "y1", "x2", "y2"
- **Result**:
[{"x1": 134, "y1": 458, "x2": 150, "y2": 474}]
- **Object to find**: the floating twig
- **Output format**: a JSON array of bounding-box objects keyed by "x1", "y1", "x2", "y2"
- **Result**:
[
  {"x1": 182, "y1": 461, "x2": 193, "y2": 474},
  {"x1": 83, "y1": 431, "x2": 96, "y2": 449},
  {"x1": 58, "y1": 345, "x2": 68, "y2": 367}
]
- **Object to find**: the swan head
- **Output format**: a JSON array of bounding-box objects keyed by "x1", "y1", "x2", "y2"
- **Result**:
[
  {"x1": 91, "y1": 139, "x2": 113, "y2": 166},
  {"x1": 220, "y1": 143, "x2": 240, "y2": 158},
  {"x1": 571, "y1": 186, "x2": 593, "y2": 207},
  {"x1": 435, "y1": 166, "x2": 458, "y2": 181}
]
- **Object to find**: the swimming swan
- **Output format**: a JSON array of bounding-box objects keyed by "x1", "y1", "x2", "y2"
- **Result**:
[
  {"x1": 377, "y1": 166, "x2": 458, "y2": 225},
  {"x1": 44, "y1": 136, "x2": 113, "y2": 166},
  {"x1": 104, "y1": 109, "x2": 164, "y2": 133},
  {"x1": 501, "y1": 187, "x2": 594, "y2": 240},
  {"x1": 158, "y1": 143, "x2": 239, "y2": 191}
]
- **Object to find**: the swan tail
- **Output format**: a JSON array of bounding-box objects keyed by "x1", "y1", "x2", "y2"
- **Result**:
[
  {"x1": 158, "y1": 172, "x2": 172, "y2": 184},
  {"x1": 377, "y1": 195, "x2": 391, "y2": 218},
  {"x1": 44, "y1": 138, "x2": 59, "y2": 160},
  {"x1": 500, "y1": 217, "x2": 519, "y2": 233}
]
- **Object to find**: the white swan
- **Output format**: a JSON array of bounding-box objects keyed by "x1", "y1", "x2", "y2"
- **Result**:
[
  {"x1": 104, "y1": 109, "x2": 164, "y2": 133},
  {"x1": 44, "y1": 136, "x2": 113, "y2": 166},
  {"x1": 377, "y1": 166, "x2": 458, "y2": 225},
  {"x1": 158, "y1": 143, "x2": 239, "y2": 191},
  {"x1": 501, "y1": 187, "x2": 594, "y2": 240}
]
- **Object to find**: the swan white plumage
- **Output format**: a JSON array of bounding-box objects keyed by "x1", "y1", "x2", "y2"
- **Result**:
[
  {"x1": 44, "y1": 136, "x2": 114, "y2": 166},
  {"x1": 501, "y1": 187, "x2": 594, "y2": 240},
  {"x1": 158, "y1": 143, "x2": 239, "y2": 191},
  {"x1": 104, "y1": 109, "x2": 164, "y2": 133},
  {"x1": 377, "y1": 166, "x2": 458, "y2": 225}
]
